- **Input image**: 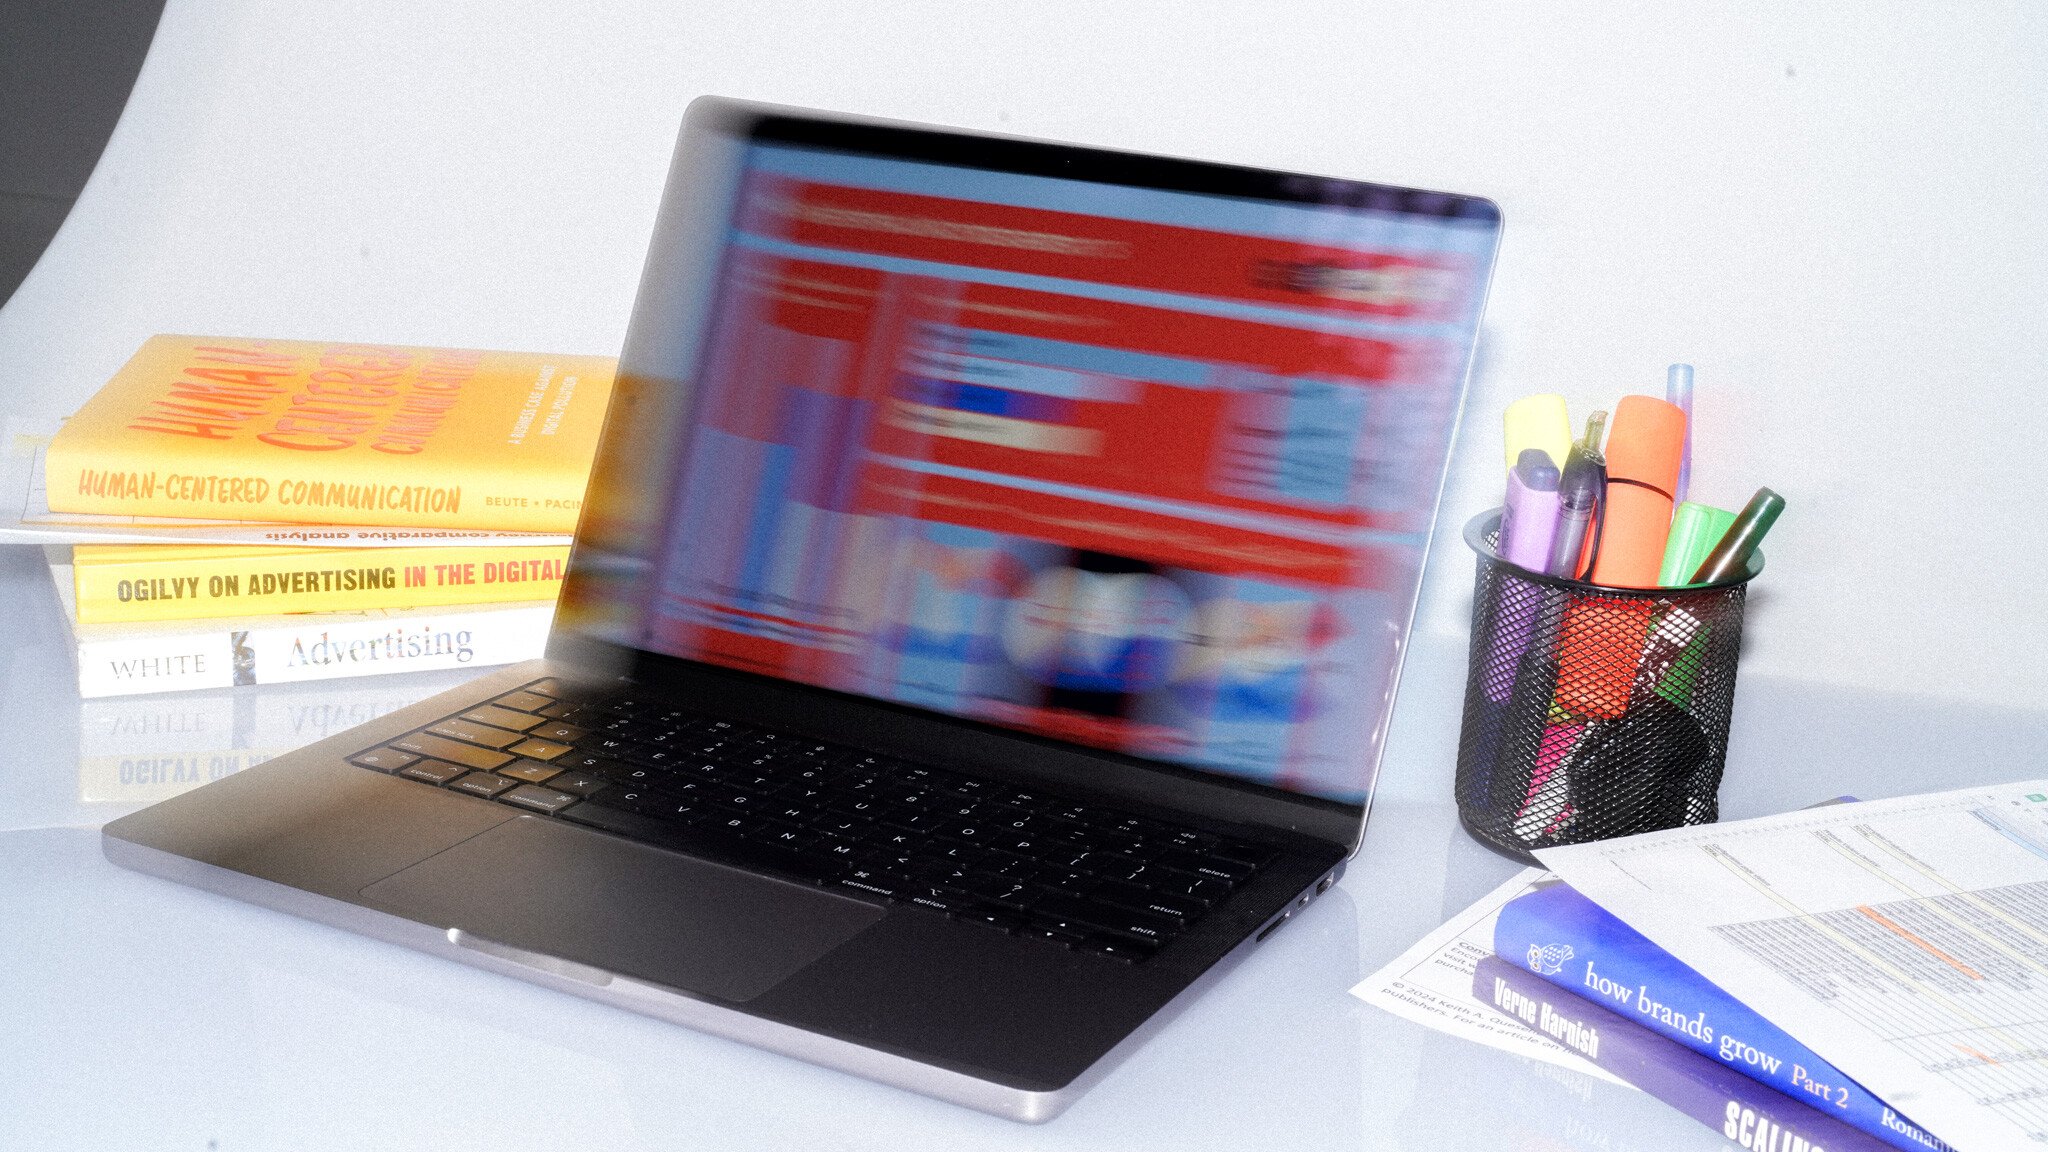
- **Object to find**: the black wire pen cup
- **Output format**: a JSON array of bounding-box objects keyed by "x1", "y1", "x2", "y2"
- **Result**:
[{"x1": 1453, "y1": 509, "x2": 1760, "y2": 865}]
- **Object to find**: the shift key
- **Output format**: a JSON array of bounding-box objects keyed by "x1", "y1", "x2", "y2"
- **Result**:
[
  {"x1": 1032, "y1": 893, "x2": 1179, "y2": 945},
  {"x1": 391, "y1": 732, "x2": 515, "y2": 771}
]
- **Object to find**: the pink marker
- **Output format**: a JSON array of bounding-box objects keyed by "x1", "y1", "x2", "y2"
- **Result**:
[{"x1": 1515, "y1": 718, "x2": 1585, "y2": 841}]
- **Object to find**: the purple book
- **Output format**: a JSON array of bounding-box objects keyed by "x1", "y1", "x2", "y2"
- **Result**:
[{"x1": 1476, "y1": 955, "x2": 1895, "y2": 1152}]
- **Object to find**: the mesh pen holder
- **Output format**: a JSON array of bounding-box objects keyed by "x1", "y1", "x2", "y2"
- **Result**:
[{"x1": 1453, "y1": 509, "x2": 1759, "y2": 865}]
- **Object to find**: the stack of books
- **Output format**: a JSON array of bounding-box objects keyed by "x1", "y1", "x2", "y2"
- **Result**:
[
  {"x1": 1478, "y1": 878, "x2": 1954, "y2": 1152},
  {"x1": 28, "y1": 335, "x2": 616, "y2": 697}
]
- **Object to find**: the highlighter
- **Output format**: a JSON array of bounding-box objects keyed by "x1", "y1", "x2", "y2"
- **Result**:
[
  {"x1": 1691, "y1": 487, "x2": 1784, "y2": 584},
  {"x1": 1587, "y1": 395, "x2": 1687, "y2": 589},
  {"x1": 1657, "y1": 502, "x2": 1737, "y2": 587},
  {"x1": 1482, "y1": 452, "x2": 1563, "y2": 706},
  {"x1": 1513, "y1": 717, "x2": 1585, "y2": 843},
  {"x1": 1498, "y1": 449, "x2": 1561, "y2": 571},
  {"x1": 1503, "y1": 394, "x2": 1573, "y2": 472},
  {"x1": 1552, "y1": 593, "x2": 1654, "y2": 719}
]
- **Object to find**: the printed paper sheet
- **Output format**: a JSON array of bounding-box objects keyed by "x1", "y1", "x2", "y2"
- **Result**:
[
  {"x1": 1543, "y1": 781, "x2": 2048, "y2": 1152},
  {"x1": 1351, "y1": 866, "x2": 1628, "y2": 1083}
]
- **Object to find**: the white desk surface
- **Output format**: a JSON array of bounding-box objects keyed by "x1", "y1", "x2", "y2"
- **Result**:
[{"x1": 3, "y1": 541, "x2": 2042, "y2": 1152}]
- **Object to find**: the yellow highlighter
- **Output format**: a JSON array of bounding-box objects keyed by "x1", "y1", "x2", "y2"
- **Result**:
[{"x1": 1503, "y1": 394, "x2": 1573, "y2": 472}]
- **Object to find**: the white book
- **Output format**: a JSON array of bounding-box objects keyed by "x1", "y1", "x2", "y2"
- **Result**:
[
  {"x1": 75, "y1": 663, "x2": 485, "y2": 803},
  {"x1": 45, "y1": 547, "x2": 553, "y2": 697}
]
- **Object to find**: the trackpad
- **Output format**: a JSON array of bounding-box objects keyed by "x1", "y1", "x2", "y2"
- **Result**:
[{"x1": 360, "y1": 816, "x2": 884, "y2": 1002}]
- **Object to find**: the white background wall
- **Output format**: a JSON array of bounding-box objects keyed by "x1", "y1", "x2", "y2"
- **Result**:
[{"x1": 3, "y1": 0, "x2": 2042, "y2": 713}]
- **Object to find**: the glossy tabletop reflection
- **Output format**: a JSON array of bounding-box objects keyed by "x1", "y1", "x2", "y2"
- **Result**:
[{"x1": 4, "y1": 542, "x2": 2045, "y2": 1151}]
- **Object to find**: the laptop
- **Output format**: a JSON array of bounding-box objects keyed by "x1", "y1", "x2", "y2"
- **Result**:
[{"x1": 103, "y1": 97, "x2": 1500, "y2": 1121}]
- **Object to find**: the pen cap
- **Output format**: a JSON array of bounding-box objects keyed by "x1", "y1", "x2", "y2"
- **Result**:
[
  {"x1": 1605, "y1": 393, "x2": 1687, "y2": 494},
  {"x1": 1603, "y1": 395, "x2": 1687, "y2": 496},
  {"x1": 1658, "y1": 502, "x2": 1738, "y2": 587},
  {"x1": 1503, "y1": 394, "x2": 1572, "y2": 473},
  {"x1": 1499, "y1": 449, "x2": 1562, "y2": 574},
  {"x1": 1692, "y1": 488, "x2": 1785, "y2": 584}
]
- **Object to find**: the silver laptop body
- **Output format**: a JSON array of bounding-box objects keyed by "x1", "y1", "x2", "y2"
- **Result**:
[{"x1": 105, "y1": 97, "x2": 1500, "y2": 1120}]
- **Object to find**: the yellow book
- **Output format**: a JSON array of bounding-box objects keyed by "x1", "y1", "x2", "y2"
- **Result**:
[
  {"x1": 72, "y1": 543, "x2": 571, "y2": 624},
  {"x1": 45, "y1": 335, "x2": 617, "y2": 531}
]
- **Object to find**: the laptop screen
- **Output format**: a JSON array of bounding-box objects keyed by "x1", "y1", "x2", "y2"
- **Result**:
[{"x1": 563, "y1": 103, "x2": 1499, "y2": 806}]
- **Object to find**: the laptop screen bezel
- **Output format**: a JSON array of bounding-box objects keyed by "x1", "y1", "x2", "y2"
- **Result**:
[{"x1": 549, "y1": 96, "x2": 1500, "y2": 855}]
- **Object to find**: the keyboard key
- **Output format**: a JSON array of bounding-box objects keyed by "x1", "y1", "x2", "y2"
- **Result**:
[
  {"x1": 1032, "y1": 893, "x2": 1178, "y2": 944},
  {"x1": 763, "y1": 826, "x2": 822, "y2": 850},
  {"x1": 461, "y1": 705, "x2": 545, "y2": 732},
  {"x1": 350, "y1": 748, "x2": 418, "y2": 773},
  {"x1": 954, "y1": 906, "x2": 1028, "y2": 933},
  {"x1": 425, "y1": 718, "x2": 526, "y2": 749},
  {"x1": 1018, "y1": 924, "x2": 1088, "y2": 948},
  {"x1": 904, "y1": 890, "x2": 967, "y2": 914},
  {"x1": 1212, "y1": 841, "x2": 1274, "y2": 868},
  {"x1": 501, "y1": 785, "x2": 579, "y2": 814},
  {"x1": 1185, "y1": 858, "x2": 1255, "y2": 883},
  {"x1": 448, "y1": 772, "x2": 517, "y2": 799},
  {"x1": 902, "y1": 880, "x2": 969, "y2": 904},
  {"x1": 551, "y1": 751, "x2": 618, "y2": 774},
  {"x1": 523, "y1": 679, "x2": 571, "y2": 698},
  {"x1": 1076, "y1": 936, "x2": 1156, "y2": 962},
  {"x1": 1092, "y1": 881, "x2": 1199, "y2": 924},
  {"x1": 391, "y1": 733, "x2": 516, "y2": 772},
  {"x1": 1088, "y1": 854, "x2": 1155, "y2": 886},
  {"x1": 934, "y1": 820, "x2": 987, "y2": 843},
  {"x1": 542, "y1": 770, "x2": 608, "y2": 797},
  {"x1": 527, "y1": 722, "x2": 588, "y2": 743},
  {"x1": 508, "y1": 737, "x2": 573, "y2": 761},
  {"x1": 961, "y1": 875, "x2": 1037, "y2": 909},
  {"x1": 585, "y1": 788, "x2": 662, "y2": 815},
  {"x1": 498, "y1": 759, "x2": 564, "y2": 784},
  {"x1": 494, "y1": 690, "x2": 555, "y2": 712},
  {"x1": 560, "y1": 798, "x2": 672, "y2": 840},
  {"x1": 837, "y1": 875, "x2": 900, "y2": 899},
  {"x1": 1041, "y1": 870, "x2": 1098, "y2": 895},
  {"x1": 399, "y1": 759, "x2": 467, "y2": 785},
  {"x1": 600, "y1": 764, "x2": 669, "y2": 787},
  {"x1": 1156, "y1": 872, "x2": 1229, "y2": 906}
]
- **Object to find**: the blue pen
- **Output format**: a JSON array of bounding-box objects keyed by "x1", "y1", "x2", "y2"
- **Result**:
[{"x1": 1666, "y1": 364, "x2": 1693, "y2": 506}]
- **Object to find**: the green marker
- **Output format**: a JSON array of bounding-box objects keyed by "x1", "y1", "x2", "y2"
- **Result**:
[
  {"x1": 1691, "y1": 487, "x2": 1785, "y2": 584},
  {"x1": 1658, "y1": 502, "x2": 1738, "y2": 587}
]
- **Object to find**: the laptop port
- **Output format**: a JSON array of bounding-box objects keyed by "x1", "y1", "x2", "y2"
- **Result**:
[{"x1": 1256, "y1": 911, "x2": 1292, "y2": 942}]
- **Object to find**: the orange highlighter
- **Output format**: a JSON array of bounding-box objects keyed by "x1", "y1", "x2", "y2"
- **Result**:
[
  {"x1": 1555, "y1": 395, "x2": 1687, "y2": 719},
  {"x1": 1589, "y1": 395, "x2": 1687, "y2": 588}
]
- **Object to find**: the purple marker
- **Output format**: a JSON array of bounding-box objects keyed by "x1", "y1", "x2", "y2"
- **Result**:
[{"x1": 1484, "y1": 449, "x2": 1562, "y2": 703}]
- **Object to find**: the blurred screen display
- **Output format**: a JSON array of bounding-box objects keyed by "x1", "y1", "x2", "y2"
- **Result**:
[{"x1": 568, "y1": 115, "x2": 1498, "y2": 804}]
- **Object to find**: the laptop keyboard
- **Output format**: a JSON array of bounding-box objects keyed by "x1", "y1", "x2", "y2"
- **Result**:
[{"x1": 350, "y1": 678, "x2": 1278, "y2": 962}]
